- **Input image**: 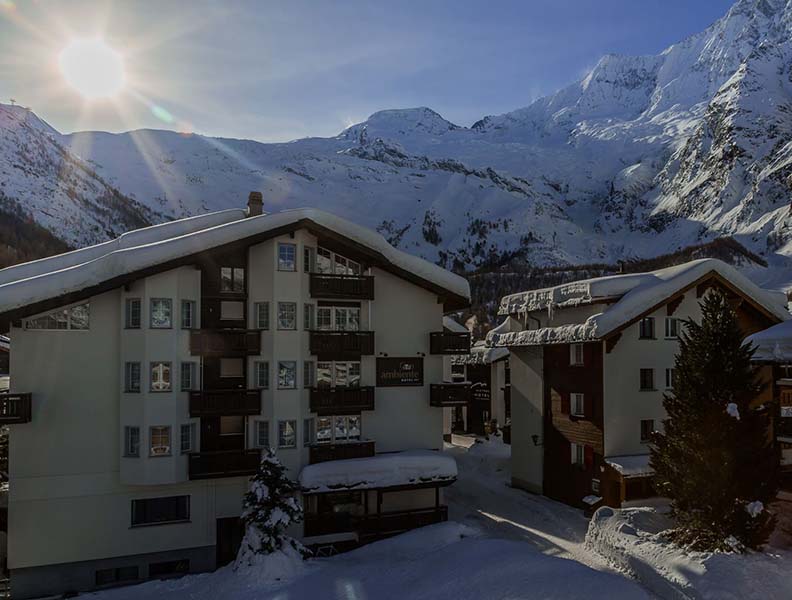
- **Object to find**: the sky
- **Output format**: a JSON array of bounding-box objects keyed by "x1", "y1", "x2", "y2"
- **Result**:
[{"x1": 0, "y1": 0, "x2": 736, "y2": 142}]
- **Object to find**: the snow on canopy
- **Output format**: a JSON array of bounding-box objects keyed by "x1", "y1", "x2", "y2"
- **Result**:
[
  {"x1": 489, "y1": 259, "x2": 789, "y2": 347},
  {"x1": 299, "y1": 450, "x2": 457, "y2": 493},
  {"x1": 745, "y1": 319, "x2": 792, "y2": 363},
  {"x1": 605, "y1": 454, "x2": 653, "y2": 479},
  {"x1": 451, "y1": 341, "x2": 509, "y2": 366},
  {"x1": 443, "y1": 315, "x2": 469, "y2": 333},
  {"x1": 0, "y1": 208, "x2": 470, "y2": 316}
]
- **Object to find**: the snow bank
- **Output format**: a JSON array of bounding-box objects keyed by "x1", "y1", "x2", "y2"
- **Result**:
[
  {"x1": 299, "y1": 450, "x2": 457, "y2": 493},
  {"x1": 491, "y1": 259, "x2": 790, "y2": 347},
  {"x1": 0, "y1": 208, "x2": 470, "y2": 315},
  {"x1": 745, "y1": 319, "x2": 792, "y2": 362},
  {"x1": 586, "y1": 507, "x2": 792, "y2": 600},
  {"x1": 605, "y1": 454, "x2": 653, "y2": 478}
]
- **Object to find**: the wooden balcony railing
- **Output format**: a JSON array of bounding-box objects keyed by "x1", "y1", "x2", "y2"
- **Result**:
[
  {"x1": 430, "y1": 331, "x2": 471, "y2": 355},
  {"x1": 188, "y1": 449, "x2": 260, "y2": 480},
  {"x1": 308, "y1": 439, "x2": 376, "y2": 464},
  {"x1": 189, "y1": 389, "x2": 261, "y2": 417},
  {"x1": 310, "y1": 386, "x2": 375, "y2": 415},
  {"x1": 303, "y1": 506, "x2": 448, "y2": 538},
  {"x1": 430, "y1": 383, "x2": 472, "y2": 407},
  {"x1": 189, "y1": 329, "x2": 261, "y2": 356},
  {"x1": 0, "y1": 392, "x2": 31, "y2": 424},
  {"x1": 309, "y1": 331, "x2": 375, "y2": 358},
  {"x1": 309, "y1": 274, "x2": 375, "y2": 300}
]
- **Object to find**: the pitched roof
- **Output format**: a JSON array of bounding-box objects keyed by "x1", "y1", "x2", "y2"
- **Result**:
[
  {"x1": 745, "y1": 319, "x2": 792, "y2": 363},
  {"x1": 489, "y1": 259, "x2": 789, "y2": 348},
  {"x1": 0, "y1": 208, "x2": 470, "y2": 330}
]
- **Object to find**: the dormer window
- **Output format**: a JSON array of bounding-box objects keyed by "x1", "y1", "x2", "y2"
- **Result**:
[{"x1": 220, "y1": 267, "x2": 245, "y2": 293}]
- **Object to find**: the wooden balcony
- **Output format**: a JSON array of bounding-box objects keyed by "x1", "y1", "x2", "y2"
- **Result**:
[
  {"x1": 430, "y1": 331, "x2": 471, "y2": 355},
  {"x1": 308, "y1": 439, "x2": 376, "y2": 464},
  {"x1": 304, "y1": 506, "x2": 448, "y2": 538},
  {"x1": 430, "y1": 383, "x2": 472, "y2": 407},
  {"x1": 189, "y1": 329, "x2": 261, "y2": 356},
  {"x1": 309, "y1": 330, "x2": 375, "y2": 358},
  {"x1": 310, "y1": 386, "x2": 375, "y2": 415},
  {"x1": 0, "y1": 392, "x2": 31, "y2": 424},
  {"x1": 189, "y1": 389, "x2": 261, "y2": 417},
  {"x1": 188, "y1": 449, "x2": 260, "y2": 480},
  {"x1": 309, "y1": 274, "x2": 375, "y2": 300}
]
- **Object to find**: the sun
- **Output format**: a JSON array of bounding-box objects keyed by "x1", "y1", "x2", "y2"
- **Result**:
[{"x1": 58, "y1": 39, "x2": 125, "y2": 99}]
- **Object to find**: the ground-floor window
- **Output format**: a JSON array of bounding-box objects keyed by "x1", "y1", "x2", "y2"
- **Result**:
[
  {"x1": 95, "y1": 566, "x2": 139, "y2": 587},
  {"x1": 315, "y1": 415, "x2": 361, "y2": 444}
]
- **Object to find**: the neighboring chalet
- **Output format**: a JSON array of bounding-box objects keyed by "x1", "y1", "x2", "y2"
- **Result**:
[
  {"x1": 0, "y1": 193, "x2": 470, "y2": 598},
  {"x1": 487, "y1": 259, "x2": 788, "y2": 509},
  {"x1": 745, "y1": 320, "x2": 792, "y2": 483}
]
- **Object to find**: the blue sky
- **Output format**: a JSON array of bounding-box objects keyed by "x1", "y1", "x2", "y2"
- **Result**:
[{"x1": 0, "y1": 0, "x2": 736, "y2": 142}]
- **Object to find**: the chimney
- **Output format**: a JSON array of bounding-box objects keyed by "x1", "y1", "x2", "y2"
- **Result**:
[{"x1": 247, "y1": 191, "x2": 263, "y2": 217}]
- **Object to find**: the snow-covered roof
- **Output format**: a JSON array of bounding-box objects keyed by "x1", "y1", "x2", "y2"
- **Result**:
[
  {"x1": 299, "y1": 450, "x2": 457, "y2": 493},
  {"x1": 0, "y1": 207, "x2": 470, "y2": 324},
  {"x1": 451, "y1": 341, "x2": 509, "y2": 366},
  {"x1": 489, "y1": 259, "x2": 789, "y2": 347},
  {"x1": 745, "y1": 320, "x2": 792, "y2": 363},
  {"x1": 605, "y1": 455, "x2": 653, "y2": 479},
  {"x1": 443, "y1": 316, "x2": 469, "y2": 334}
]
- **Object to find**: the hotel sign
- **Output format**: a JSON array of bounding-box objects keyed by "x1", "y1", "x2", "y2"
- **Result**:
[{"x1": 376, "y1": 357, "x2": 424, "y2": 387}]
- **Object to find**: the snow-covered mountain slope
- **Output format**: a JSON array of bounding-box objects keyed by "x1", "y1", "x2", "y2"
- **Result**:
[{"x1": 2, "y1": 0, "x2": 792, "y2": 290}]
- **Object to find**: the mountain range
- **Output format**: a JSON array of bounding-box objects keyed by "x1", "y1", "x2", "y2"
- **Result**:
[{"x1": 1, "y1": 0, "x2": 791, "y2": 300}]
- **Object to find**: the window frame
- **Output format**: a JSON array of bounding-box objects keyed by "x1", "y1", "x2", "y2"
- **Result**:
[
  {"x1": 130, "y1": 495, "x2": 190, "y2": 527},
  {"x1": 314, "y1": 414, "x2": 362, "y2": 444},
  {"x1": 180, "y1": 423, "x2": 196, "y2": 454},
  {"x1": 181, "y1": 300, "x2": 196, "y2": 329},
  {"x1": 303, "y1": 360, "x2": 315, "y2": 388},
  {"x1": 124, "y1": 362, "x2": 141, "y2": 393},
  {"x1": 125, "y1": 298, "x2": 142, "y2": 329},
  {"x1": 664, "y1": 317, "x2": 680, "y2": 339},
  {"x1": 149, "y1": 425, "x2": 172, "y2": 457},
  {"x1": 220, "y1": 267, "x2": 245, "y2": 293},
  {"x1": 304, "y1": 303, "x2": 315, "y2": 331},
  {"x1": 278, "y1": 242, "x2": 297, "y2": 272},
  {"x1": 665, "y1": 368, "x2": 676, "y2": 389},
  {"x1": 124, "y1": 426, "x2": 140, "y2": 457},
  {"x1": 150, "y1": 361, "x2": 173, "y2": 392},
  {"x1": 639, "y1": 368, "x2": 655, "y2": 391},
  {"x1": 304, "y1": 246, "x2": 316, "y2": 273},
  {"x1": 277, "y1": 302, "x2": 297, "y2": 330},
  {"x1": 254, "y1": 302, "x2": 270, "y2": 330},
  {"x1": 254, "y1": 361, "x2": 270, "y2": 389},
  {"x1": 255, "y1": 420, "x2": 270, "y2": 448},
  {"x1": 640, "y1": 419, "x2": 655, "y2": 443},
  {"x1": 278, "y1": 361, "x2": 297, "y2": 389},
  {"x1": 569, "y1": 343, "x2": 584, "y2": 366},
  {"x1": 219, "y1": 357, "x2": 244, "y2": 379},
  {"x1": 180, "y1": 362, "x2": 197, "y2": 392},
  {"x1": 278, "y1": 420, "x2": 297, "y2": 449},
  {"x1": 571, "y1": 442, "x2": 585, "y2": 466},
  {"x1": 639, "y1": 317, "x2": 656, "y2": 340},
  {"x1": 303, "y1": 417, "x2": 315, "y2": 446},
  {"x1": 149, "y1": 298, "x2": 173, "y2": 329},
  {"x1": 571, "y1": 392, "x2": 585, "y2": 418}
]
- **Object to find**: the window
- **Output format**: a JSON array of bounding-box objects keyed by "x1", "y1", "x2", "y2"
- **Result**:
[
  {"x1": 150, "y1": 362, "x2": 172, "y2": 391},
  {"x1": 180, "y1": 362, "x2": 197, "y2": 391},
  {"x1": 451, "y1": 364, "x2": 466, "y2": 382},
  {"x1": 278, "y1": 243, "x2": 297, "y2": 271},
  {"x1": 304, "y1": 303, "x2": 315, "y2": 330},
  {"x1": 220, "y1": 416, "x2": 244, "y2": 436},
  {"x1": 256, "y1": 420, "x2": 270, "y2": 448},
  {"x1": 278, "y1": 420, "x2": 297, "y2": 448},
  {"x1": 255, "y1": 302, "x2": 270, "y2": 329},
  {"x1": 181, "y1": 300, "x2": 196, "y2": 329},
  {"x1": 665, "y1": 368, "x2": 676, "y2": 389},
  {"x1": 149, "y1": 426, "x2": 171, "y2": 456},
  {"x1": 180, "y1": 423, "x2": 195, "y2": 454},
  {"x1": 26, "y1": 303, "x2": 91, "y2": 330},
  {"x1": 131, "y1": 495, "x2": 190, "y2": 527},
  {"x1": 571, "y1": 393, "x2": 585, "y2": 417},
  {"x1": 665, "y1": 317, "x2": 680, "y2": 339},
  {"x1": 639, "y1": 317, "x2": 655, "y2": 339},
  {"x1": 124, "y1": 426, "x2": 140, "y2": 457},
  {"x1": 304, "y1": 246, "x2": 315, "y2": 272},
  {"x1": 303, "y1": 418, "x2": 315, "y2": 446},
  {"x1": 220, "y1": 301, "x2": 244, "y2": 321},
  {"x1": 304, "y1": 361, "x2": 315, "y2": 388},
  {"x1": 95, "y1": 566, "x2": 139, "y2": 587},
  {"x1": 314, "y1": 415, "x2": 361, "y2": 444},
  {"x1": 569, "y1": 343, "x2": 584, "y2": 366},
  {"x1": 571, "y1": 443, "x2": 585, "y2": 466},
  {"x1": 220, "y1": 267, "x2": 245, "y2": 293},
  {"x1": 316, "y1": 306, "x2": 360, "y2": 331},
  {"x1": 640, "y1": 368, "x2": 655, "y2": 391},
  {"x1": 125, "y1": 298, "x2": 141, "y2": 329},
  {"x1": 316, "y1": 361, "x2": 361, "y2": 387},
  {"x1": 220, "y1": 357, "x2": 244, "y2": 378},
  {"x1": 278, "y1": 361, "x2": 297, "y2": 389},
  {"x1": 277, "y1": 302, "x2": 297, "y2": 330},
  {"x1": 316, "y1": 247, "x2": 333, "y2": 274},
  {"x1": 124, "y1": 362, "x2": 141, "y2": 393},
  {"x1": 150, "y1": 299, "x2": 172, "y2": 329},
  {"x1": 640, "y1": 419, "x2": 655, "y2": 443},
  {"x1": 316, "y1": 246, "x2": 361, "y2": 275},
  {"x1": 255, "y1": 361, "x2": 269, "y2": 389}
]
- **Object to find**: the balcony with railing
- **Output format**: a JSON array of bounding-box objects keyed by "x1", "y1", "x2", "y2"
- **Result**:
[
  {"x1": 309, "y1": 330, "x2": 374, "y2": 358},
  {"x1": 308, "y1": 439, "x2": 376, "y2": 464},
  {"x1": 430, "y1": 383, "x2": 472, "y2": 407},
  {"x1": 0, "y1": 392, "x2": 31, "y2": 424},
  {"x1": 430, "y1": 331, "x2": 471, "y2": 355},
  {"x1": 188, "y1": 449, "x2": 261, "y2": 480},
  {"x1": 309, "y1": 274, "x2": 375, "y2": 300},
  {"x1": 310, "y1": 386, "x2": 375, "y2": 415},
  {"x1": 189, "y1": 389, "x2": 261, "y2": 417},
  {"x1": 189, "y1": 329, "x2": 261, "y2": 356}
]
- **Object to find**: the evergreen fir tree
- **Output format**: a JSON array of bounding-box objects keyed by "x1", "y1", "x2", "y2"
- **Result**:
[
  {"x1": 651, "y1": 290, "x2": 778, "y2": 551},
  {"x1": 234, "y1": 449, "x2": 307, "y2": 569}
]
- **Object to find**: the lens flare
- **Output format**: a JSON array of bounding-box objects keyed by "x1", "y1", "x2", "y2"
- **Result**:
[{"x1": 59, "y1": 39, "x2": 125, "y2": 99}]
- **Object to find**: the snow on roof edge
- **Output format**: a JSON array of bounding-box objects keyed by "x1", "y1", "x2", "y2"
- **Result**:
[
  {"x1": 0, "y1": 207, "x2": 470, "y2": 317},
  {"x1": 745, "y1": 319, "x2": 792, "y2": 362}
]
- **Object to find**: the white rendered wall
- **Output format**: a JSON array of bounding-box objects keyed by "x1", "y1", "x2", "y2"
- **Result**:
[{"x1": 508, "y1": 347, "x2": 544, "y2": 493}]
